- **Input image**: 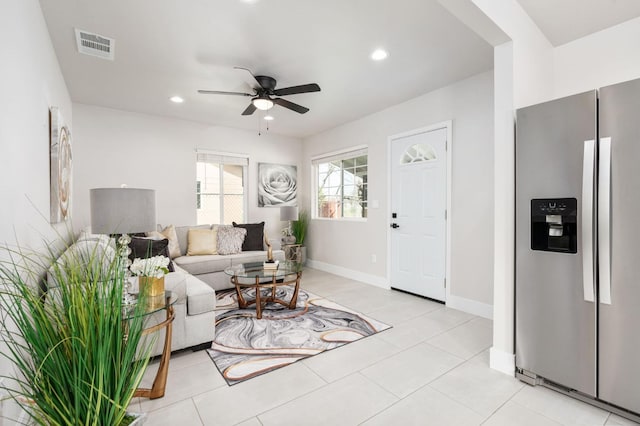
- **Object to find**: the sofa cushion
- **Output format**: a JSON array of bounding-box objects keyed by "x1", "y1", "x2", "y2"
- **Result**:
[
  {"x1": 173, "y1": 254, "x2": 232, "y2": 275},
  {"x1": 147, "y1": 225, "x2": 180, "y2": 258},
  {"x1": 187, "y1": 228, "x2": 218, "y2": 256},
  {"x1": 232, "y1": 222, "x2": 265, "y2": 251},
  {"x1": 229, "y1": 250, "x2": 273, "y2": 265},
  {"x1": 161, "y1": 270, "x2": 188, "y2": 302},
  {"x1": 216, "y1": 226, "x2": 246, "y2": 255},
  {"x1": 47, "y1": 238, "x2": 117, "y2": 289},
  {"x1": 128, "y1": 236, "x2": 175, "y2": 272},
  {"x1": 185, "y1": 274, "x2": 216, "y2": 316},
  {"x1": 173, "y1": 224, "x2": 211, "y2": 256}
]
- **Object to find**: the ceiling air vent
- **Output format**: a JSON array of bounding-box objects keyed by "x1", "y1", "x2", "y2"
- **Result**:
[{"x1": 75, "y1": 28, "x2": 115, "y2": 60}]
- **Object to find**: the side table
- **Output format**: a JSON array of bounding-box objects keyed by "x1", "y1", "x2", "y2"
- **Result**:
[
  {"x1": 282, "y1": 243, "x2": 303, "y2": 262},
  {"x1": 125, "y1": 291, "x2": 177, "y2": 399}
]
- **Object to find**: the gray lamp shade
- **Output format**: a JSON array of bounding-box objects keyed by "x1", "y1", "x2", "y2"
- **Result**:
[
  {"x1": 279, "y1": 205, "x2": 299, "y2": 221},
  {"x1": 90, "y1": 188, "x2": 156, "y2": 234}
]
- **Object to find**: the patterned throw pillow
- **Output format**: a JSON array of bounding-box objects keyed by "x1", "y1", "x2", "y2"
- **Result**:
[{"x1": 216, "y1": 226, "x2": 247, "y2": 255}]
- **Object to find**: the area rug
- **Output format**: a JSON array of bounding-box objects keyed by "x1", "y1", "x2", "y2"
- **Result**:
[{"x1": 207, "y1": 285, "x2": 391, "y2": 385}]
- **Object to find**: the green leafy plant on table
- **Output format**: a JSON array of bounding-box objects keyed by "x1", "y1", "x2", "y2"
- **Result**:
[
  {"x1": 0, "y1": 238, "x2": 154, "y2": 425},
  {"x1": 291, "y1": 210, "x2": 309, "y2": 245}
]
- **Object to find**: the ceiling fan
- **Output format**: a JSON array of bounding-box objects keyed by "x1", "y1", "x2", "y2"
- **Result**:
[{"x1": 198, "y1": 67, "x2": 321, "y2": 115}]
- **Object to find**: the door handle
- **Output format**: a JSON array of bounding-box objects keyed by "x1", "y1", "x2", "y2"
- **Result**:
[
  {"x1": 582, "y1": 139, "x2": 595, "y2": 303},
  {"x1": 599, "y1": 137, "x2": 612, "y2": 305},
  {"x1": 390, "y1": 223, "x2": 400, "y2": 229}
]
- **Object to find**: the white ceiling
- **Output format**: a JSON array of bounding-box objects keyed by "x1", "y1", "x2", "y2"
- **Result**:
[
  {"x1": 517, "y1": 0, "x2": 640, "y2": 46},
  {"x1": 38, "y1": 0, "x2": 494, "y2": 138},
  {"x1": 40, "y1": 1, "x2": 640, "y2": 139}
]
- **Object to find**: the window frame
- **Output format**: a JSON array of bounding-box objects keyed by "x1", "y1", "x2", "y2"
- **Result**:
[
  {"x1": 196, "y1": 150, "x2": 249, "y2": 225},
  {"x1": 311, "y1": 145, "x2": 368, "y2": 222}
]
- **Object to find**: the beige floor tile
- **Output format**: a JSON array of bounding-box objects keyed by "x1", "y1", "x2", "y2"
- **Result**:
[
  {"x1": 365, "y1": 296, "x2": 442, "y2": 325},
  {"x1": 326, "y1": 286, "x2": 401, "y2": 314},
  {"x1": 606, "y1": 413, "x2": 640, "y2": 425},
  {"x1": 426, "y1": 317, "x2": 492, "y2": 359},
  {"x1": 139, "y1": 357, "x2": 226, "y2": 413},
  {"x1": 193, "y1": 362, "x2": 325, "y2": 426},
  {"x1": 430, "y1": 355, "x2": 524, "y2": 418},
  {"x1": 483, "y1": 401, "x2": 563, "y2": 426},
  {"x1": 376, "y1": 305, "x2": 477, "y2": 349},
  {"x1": 234, "y1": 417, "x2": 264, "y2": 426},
  {"x1": 361, "y1": 385, "x2": 483, "y2": 426},
  {"x1": 360, "y1": 342, "x2": 464, "y2": 398},
  {"x1": 127, "y1": 268, "x2": 629, "y2": 426},
  {"x1": 302, "y1": 334, "x2": 401, "y2": 383},
  {"x1": 258, "y1": 373, "x2": 398, "y2": 426},
  {"x1": 512, "y1": 385, "x2": 610, "y2": 425},
  {"x1": 145, "y1": 399, "x2": 203, "y2": 425}
]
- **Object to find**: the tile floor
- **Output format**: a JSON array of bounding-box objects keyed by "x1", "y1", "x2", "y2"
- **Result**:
[{"x1": 132, "y1": 268, "x2": 639, "y2": 426}]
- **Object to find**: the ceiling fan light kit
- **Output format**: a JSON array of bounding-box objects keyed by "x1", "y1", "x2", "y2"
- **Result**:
[
  {"x1": 252, "y1": 96, "x2": 274, "y2": 111},
  {"x1": 199, "y1": 67, "x2": 321, "y2": 116}
]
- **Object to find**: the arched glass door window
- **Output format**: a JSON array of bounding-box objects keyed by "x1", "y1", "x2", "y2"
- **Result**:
[{"x1": 400, "y1": 143, "x2": 437, "y2": 164}]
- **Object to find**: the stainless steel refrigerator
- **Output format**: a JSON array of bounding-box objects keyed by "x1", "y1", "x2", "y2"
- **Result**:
[{"x1": 515, "y1": 77, "x2": 640, "y2": 419}]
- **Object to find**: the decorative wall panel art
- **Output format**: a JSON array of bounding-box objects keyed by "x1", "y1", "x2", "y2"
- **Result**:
[
  {"x1": 258, "y1": 163, "x2": 297, "y2": 207},
  {"x1": 49, "y1": 107, "x2": 72, "y2": 223}
]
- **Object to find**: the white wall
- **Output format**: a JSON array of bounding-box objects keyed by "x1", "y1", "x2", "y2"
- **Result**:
[
  {"x1": 72, "y1": 104, "x2": 302, "y2": 242},
  {"x1": 0, "y1": 0, "x2": 72, "y2": 384},
  {"x1": 554, "y1": 16, "x2": 640, "y2": 98},
  {"x1": 302, "y1": 71, "x2": 494, "y2": 311},
  {"x1": 0, "y1": 0, "x2": 73, "y2": 252}
]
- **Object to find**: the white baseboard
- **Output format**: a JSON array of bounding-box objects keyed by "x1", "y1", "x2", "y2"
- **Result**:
[
  {"x1": 306, "y1": 259, "x2": 390, "y2": 289},
  {"x1": 490, "y1": 347, "x2": 515, "y2": 376},
  {"x1": 446, "y1": 294, "x2": 493, "y2": 319}
]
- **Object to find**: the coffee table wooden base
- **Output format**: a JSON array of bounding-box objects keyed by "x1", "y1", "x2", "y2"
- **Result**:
[{"x1": 232, "y1": 272, "x2": 302, "y2": 319}]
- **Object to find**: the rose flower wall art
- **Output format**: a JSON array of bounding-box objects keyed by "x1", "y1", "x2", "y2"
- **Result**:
[{"x1": 258, "y1": 163, "x2": 297, "y2": 207}]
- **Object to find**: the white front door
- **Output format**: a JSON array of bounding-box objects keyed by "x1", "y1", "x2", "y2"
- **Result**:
[{"x1": 390, "y1": 126, "x2": 448, "y2": 300}]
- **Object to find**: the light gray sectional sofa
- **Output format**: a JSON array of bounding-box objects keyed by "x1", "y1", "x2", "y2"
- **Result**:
[
  {"x1": 167, "y1": 224, "x2": 285, "y2": 291},
  {"x1": 47, "y1": 223, "x2": 283, "y2": 358}
]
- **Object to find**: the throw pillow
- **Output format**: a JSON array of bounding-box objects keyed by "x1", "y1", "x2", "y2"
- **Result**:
[
  {"x1": 128, "y1": 237, "x2": 175, "y2": 272},
  {"x1": 146, "y1": 224, "x2": 180, "y2": 259},
  {"x1": 232, "y1": 222, "x2": 265, "y2": 251},
  {"x1": 160, "y1": 225, "x2": 180, "y2": 258},
  {"x1": 216, "y1": 226, "x2": 247, "y2": 255},
  {"x1": 186, "y1": 228, "x2": 218, "y2": 256}
]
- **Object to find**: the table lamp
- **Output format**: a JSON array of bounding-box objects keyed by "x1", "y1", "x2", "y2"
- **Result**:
[
  {"x1": 280, "y1": 205, "x2": 298, "y2": 244},
  {"x1": 90, "y1": 187, "x2": 156, "y2": 303}
]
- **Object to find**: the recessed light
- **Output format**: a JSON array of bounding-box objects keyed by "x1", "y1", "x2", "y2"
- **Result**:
[
  {"x1": 169, "y1": 96, "x2": 184, "y2": 103},
  {"x1": 264, "y1": 115, "x2": 274, "y2": 121},
  {"x1": 371, "y1": 48, "x2": 388, "y2": 61}
]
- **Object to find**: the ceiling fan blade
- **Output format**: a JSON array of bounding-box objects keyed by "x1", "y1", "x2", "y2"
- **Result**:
[
  {"x1": 273, "y1": 83, "x2": 321, "y2": 96},
  {"x1": 241, "y1": 103, "x2": 257, "y2": 116},
  {"x1": 198, "y1": 90, "x2": 253, "y2": 96},
  {"x1": 273, "y1": 98, "x2": 309, "y2": 114},
  {"x1": 234, "y1": 66, "x2": 263, "y2": 89}
]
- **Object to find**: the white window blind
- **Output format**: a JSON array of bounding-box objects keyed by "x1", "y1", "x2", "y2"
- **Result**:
[
  {"x1": 311, "y1": 146, "x2": 368, "y2": 165},
  {"x1": 196, "y1": 151, "x2": 248, "y2": 166}
]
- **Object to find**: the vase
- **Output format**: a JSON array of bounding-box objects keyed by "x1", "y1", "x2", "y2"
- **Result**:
[
  {"x1": 282, "y1": 236, "x2": 296, "y2": 245},
  {"x1": 139, "y1": 276, "x2": 165, "y2": 297}
]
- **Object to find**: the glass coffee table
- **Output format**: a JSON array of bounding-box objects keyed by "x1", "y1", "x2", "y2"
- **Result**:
[{"x1": 224, "y1": 261, "x2": 303, "y2": 319}]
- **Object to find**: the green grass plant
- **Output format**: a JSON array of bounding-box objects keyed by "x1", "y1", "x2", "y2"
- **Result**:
[
  {"x1": 291, "y1": 210, "x2": 309, "y2": 245},
  {"x1": 0, "y1": 239, "x2": 153, "y2": 425}
]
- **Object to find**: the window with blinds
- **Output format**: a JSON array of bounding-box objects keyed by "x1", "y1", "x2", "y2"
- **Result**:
[
  {"x1": 196, "y1": 151, "x2": 248, "y2": 225},
  {"x1": 312, "y1": 146, "x2": 368, "y2": 220}
]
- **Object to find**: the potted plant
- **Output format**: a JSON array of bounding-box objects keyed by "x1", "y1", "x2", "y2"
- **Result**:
[
  {"x1": 0, "y1": 237, "x2": 154, "y2": 425},
  {"x1": 130, "y1": 255, "x2": 170, "y2": 300},
  {"x1": 291, "y1": 210, "x2": 309, "y2": 264}
]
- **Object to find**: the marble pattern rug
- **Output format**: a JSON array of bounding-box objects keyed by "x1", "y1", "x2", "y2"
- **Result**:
[{"x1": 207, "y1": 286, "x2": 391, "y2": 385}]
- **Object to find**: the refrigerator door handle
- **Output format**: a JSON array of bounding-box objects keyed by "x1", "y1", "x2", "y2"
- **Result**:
[
  {"x1": 582, "y1": 140, "x2": 595, "y2": 303},
  {"x1": 599, "y1": 137, "x2": 612, "y2": 305}
]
